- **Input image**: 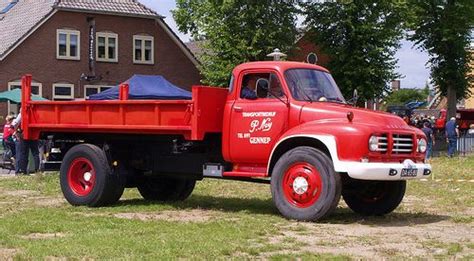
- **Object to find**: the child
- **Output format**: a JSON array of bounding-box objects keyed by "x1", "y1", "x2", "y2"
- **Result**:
[{"x1": 3, "y1": 115, "x2": 16, "y2": 157}]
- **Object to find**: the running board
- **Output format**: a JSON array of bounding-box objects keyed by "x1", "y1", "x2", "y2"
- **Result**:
[
  {"x1": 203, "y1": 163, "x2": 268, "y2": 178},
  {"x1": 223, "y1": 171, "x2": 267, "y2": 178}
]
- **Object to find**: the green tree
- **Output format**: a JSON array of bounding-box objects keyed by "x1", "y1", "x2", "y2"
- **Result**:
[
  {"x1": 384, "y1": 88, "x2": 429, "y2": 108},
  {"x1": 408, "y1": 0, "x2": 474, "y2": 118},
  {"x1": 303, "y1": 0, "x2": 407, "y2": 101},
  {"x1": 173, "y1": 0, "x2": 300, "y2": 86}
]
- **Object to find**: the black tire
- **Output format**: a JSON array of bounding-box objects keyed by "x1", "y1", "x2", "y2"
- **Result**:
[
  {"x1": 137, "y1": 176, "x2": 196, "y2": 201},
  {"x1": 60, "y1": 144, "x2": 124, "y2": 207},
  {"x1": 300, "y1": 147, "x2": 341, "y2": 217},
  {"x1": 271, "y1": 146, "x2": 341, "y2": 221},
  {"x1": 342, "y1": 179, "x2": 406, "y2": 216}
]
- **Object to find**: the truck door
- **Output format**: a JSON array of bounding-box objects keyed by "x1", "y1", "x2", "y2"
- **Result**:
[{"x1": 229, "y1": 72, "x2": 289, "y2": 164}]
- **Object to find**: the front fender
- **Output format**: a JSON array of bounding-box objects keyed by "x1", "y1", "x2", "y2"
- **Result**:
[{"x1": 269, "y1": 120, "x2": 371, "y2": 174}]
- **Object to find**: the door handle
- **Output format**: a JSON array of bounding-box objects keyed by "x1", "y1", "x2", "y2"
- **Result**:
[{"x1": 234, "y1": 106, "x2": 243, "y2": 112}]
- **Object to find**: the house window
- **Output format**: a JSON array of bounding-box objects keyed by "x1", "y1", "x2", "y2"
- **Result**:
[
  {"x1": 57, "y1": 29, "x2": 80, "y2": 60},
  {"x1": 8, "y1": 81, "x2": 42, "y2": 115},
  {"x1": 53, "y1": 83, "x2": 74, "y2": 100},
  {"x1": 84, "y1": 85, "x2": 113, "y2": 98},
  {"x1": 8, "y1": 81, "x2": 42, "y2": 96},
  {"x1": 133, "y1": 35, "x2": 154, "y2": 64},
  {"x1": 97, "y1": 32, "x2": 118, "y2": 62}
]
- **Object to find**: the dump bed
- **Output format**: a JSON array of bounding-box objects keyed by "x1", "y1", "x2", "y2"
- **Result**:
[{"x1": 20, "y1": 76, "x2": 228, "y2": 141}]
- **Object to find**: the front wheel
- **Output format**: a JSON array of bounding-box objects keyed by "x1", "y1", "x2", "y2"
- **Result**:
[
  {"x1": 342, "y1": 179, "x2": 406, "y2": 216},
  {"x1": 271, "y1": 147, "x2": 341, "y2": 221}
]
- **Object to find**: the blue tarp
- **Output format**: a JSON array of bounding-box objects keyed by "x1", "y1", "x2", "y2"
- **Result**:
[{"x1": 88, "y1": 75, "x2": 192, "y2": 100}]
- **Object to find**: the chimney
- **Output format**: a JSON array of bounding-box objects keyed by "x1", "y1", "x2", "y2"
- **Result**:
[{"x1": 391, "y1": 80, "x2": 400, "y2": 91}]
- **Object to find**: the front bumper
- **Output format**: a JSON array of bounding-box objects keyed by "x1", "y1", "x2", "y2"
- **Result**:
[{"x1": 341, "y1": 159, "x2": 432, "y2": 181}]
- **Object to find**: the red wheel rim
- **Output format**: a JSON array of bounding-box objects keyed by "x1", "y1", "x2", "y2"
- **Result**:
[
  {"x1": 282, "y1": 162, "x2": 322, "y2": 208},
  {"x1": 67, "y1": 157, "x2": 96, "y2": 196}
]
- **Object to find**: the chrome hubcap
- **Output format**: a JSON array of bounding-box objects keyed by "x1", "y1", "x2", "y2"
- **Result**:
[
  {"x1": 293, "y1": 176, "x2": 309, "y2": 195},
  {"x1": 83, "y1": 172, "x2": 92, "y2": 182}
]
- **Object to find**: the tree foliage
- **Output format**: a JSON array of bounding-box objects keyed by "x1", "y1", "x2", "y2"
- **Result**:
[
  {"x1": 384, "y1": 88, "x2": 429, "y2": 107},
  {"x1": 408, "y1": 0, "x2": 474, "y2": 118},
  {"x1": 303, "y1": 0, "x2": 407, "y2": 101},
  {"x1": 173, "y1": 0, "x2": 300, "y2": 86}
]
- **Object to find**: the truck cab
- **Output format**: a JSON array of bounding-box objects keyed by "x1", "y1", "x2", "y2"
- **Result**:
[
  {"x1": 223, "y1": 62, "x2": 429, "y2": 177},
  {"x1": 220, "y1": 61, "x2": 432, "y2": 220}
]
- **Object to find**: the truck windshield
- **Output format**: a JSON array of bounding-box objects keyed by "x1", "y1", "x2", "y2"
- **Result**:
[{"x1": 285, "y1": 69, "x2": 346, "y2": 103}]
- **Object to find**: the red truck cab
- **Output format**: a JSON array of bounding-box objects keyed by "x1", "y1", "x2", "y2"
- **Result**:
[
  {"x1": 21, "y1": 61, "x2": 431, "y2": 221},
  {"x1": 434, "y1": 109, "x2": 474, "y2": 131},
  {"x1": 435, "y1": 109, "x2": 447, "y2": 130}
]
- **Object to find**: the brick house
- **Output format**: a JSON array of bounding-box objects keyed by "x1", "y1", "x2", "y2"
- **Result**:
[
  {"x1": 0, "y1": 0, "x2": 201, "y2": 116},
  {"x1": 287, "y1": 30, "x2": 330, "y2": 67}
]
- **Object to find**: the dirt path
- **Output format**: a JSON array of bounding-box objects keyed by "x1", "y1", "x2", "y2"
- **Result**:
[
  {"x1": 266, "y1": 195, "x2": 474, "y2": 259},
  {"x1": 269, "y1": 218, "x2": 472, "y2": 259}
]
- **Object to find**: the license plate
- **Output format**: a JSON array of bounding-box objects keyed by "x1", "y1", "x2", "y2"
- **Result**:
[{"x1": 401, "y1": 168, "x2": 418, "y2": 177}]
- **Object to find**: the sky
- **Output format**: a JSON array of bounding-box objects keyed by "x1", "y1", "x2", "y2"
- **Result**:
[{"x1": 139, "y1": 0, "x2": 431, "y2": 89}]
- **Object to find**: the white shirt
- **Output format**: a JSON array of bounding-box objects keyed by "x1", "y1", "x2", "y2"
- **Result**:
[{"x1": 12, "y1": 112, "x2": 21, "y2": 128}]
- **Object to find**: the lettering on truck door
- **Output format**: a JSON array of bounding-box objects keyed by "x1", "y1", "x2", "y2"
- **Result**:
[{"x1": 229, "y1": 72, "x2": 289, "y2": 163}]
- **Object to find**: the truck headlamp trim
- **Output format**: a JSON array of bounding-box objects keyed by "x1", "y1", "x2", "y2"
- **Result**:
[
  {"x1": 369, "y1": 135, "x2": 379, "y2": 151},
  {"x1": 417, "y1": 138, "x2": 427, "y2": 153}
]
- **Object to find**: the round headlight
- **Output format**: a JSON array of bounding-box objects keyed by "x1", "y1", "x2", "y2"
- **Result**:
[
  {"x1": 369, "y1": 135, "x2": 378, "y2": 152},
  {"x1": 417, "y1": 138, "x2": 427, "y2": 153}
]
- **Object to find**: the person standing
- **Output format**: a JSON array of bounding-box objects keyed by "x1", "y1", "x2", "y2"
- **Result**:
[
  {"x1": 11, "y1": 113, "x2": 23, "y2": 174},
  {"x1": 421, "y1": 122, "x2": 435, "y2": 160},
  {"x1": 12, "y1": 112, "x2": 40, "y2": 174},
  {"x1": 445, "y1": 117, "x2": 459, "y2": 157}
]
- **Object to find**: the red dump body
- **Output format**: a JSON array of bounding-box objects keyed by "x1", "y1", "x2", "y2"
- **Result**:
[{"x1": 20, "y1": 75, "x2": 228, "y2": 141}]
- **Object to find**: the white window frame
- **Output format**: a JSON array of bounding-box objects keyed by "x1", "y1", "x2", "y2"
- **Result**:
[
  {"x1": 57, "y1": 29, "x2": 81, "y2": 60},
  {"x1": 84, "y1": 85, "x2": 114, "y2": 99},
  {"x1": 52, "y1": 83, "x2": 75, "y2": 100},
  {"x1": 133, "y1": 35, "x2": 154, "y2": 64},
  {"x1": 96, "y1": 32, "x2": 118, "y2": 62},
  {"x1": 8, "y1": 81, "x2": 42, "y2": 96},
  {"x1": 8, "y1": 81, "x2": 43, "y2": 115}
]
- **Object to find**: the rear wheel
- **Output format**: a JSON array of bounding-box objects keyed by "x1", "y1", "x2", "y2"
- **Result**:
[
  {"x1": 60, "y1": 144, "x2": 124, "y2": 207},
  {"x1": 271, "y1": 147, "x2": 341, "y2": 221},
  {"x1": 137, "y1": 176, "x2": 196, "y2": 201},
  {"x1": 342, "y1": 179, "x2": 406, "y2": 215}
]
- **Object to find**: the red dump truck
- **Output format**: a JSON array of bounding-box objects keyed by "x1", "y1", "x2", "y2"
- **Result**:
[{"x1": 21, "y1": 61, "x2": 432, "y2": 221}]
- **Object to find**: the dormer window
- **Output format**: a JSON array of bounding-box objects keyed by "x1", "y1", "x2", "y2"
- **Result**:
[{"x1": 0, "y1": 0, "x2": 18, "y2": 15}]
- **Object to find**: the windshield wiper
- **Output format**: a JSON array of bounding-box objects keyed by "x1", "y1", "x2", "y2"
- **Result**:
[
  {"x1": 326, "y1": 97, "x2": 345, "y2": 104},
  {"x1": 293, "y1": 81, "x2": 313, "y2": 103}
]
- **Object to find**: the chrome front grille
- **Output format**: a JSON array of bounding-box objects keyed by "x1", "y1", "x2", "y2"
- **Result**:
[
  {"x1": 376, "y1": 135, "x2": 388, "y2": 152},
  {"x1": 392, "y1": 134, "x2": 413, "y2": 154}
]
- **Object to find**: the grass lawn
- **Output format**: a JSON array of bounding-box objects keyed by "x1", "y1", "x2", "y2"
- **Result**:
[{"x1": 0, "y1": 155, "x2": 472, "y2": 259}]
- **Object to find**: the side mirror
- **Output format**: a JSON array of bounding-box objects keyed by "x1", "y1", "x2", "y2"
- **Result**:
[
  {"x1": 347, "y1": 89, "x2": 358, "y2": 106},
  {"x1": 353, "y1": 89, "x2": 358, "y2": 102},
  {"x1": 256, "y1": 78, "x2": 269, "y2": 99}
]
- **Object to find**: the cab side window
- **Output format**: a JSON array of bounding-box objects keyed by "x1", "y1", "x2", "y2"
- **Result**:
[
  {"x1": 268, "y1": 73, "x2": 284, "y2": 98},
  {"x1": 240, "y1": 73, "x2": 285, "y2": 100},
  {"x1": 240, "y1": 75, "x2": 258, "y2": 100}
]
